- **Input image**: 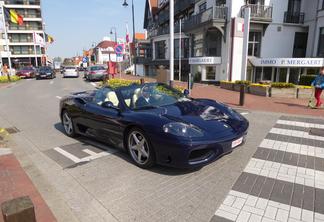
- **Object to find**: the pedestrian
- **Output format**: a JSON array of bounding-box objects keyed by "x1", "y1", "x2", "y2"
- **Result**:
[
  {"x1": 311, "y1": 67, "x2": 324, "y2": 108},
  {"x1": 1, "y1": 63, "x2": 10, "y2": 82}
]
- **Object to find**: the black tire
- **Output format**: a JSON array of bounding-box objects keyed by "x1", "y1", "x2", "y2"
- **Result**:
[
  {"x1": 61, "y1": 110, "x2": 76, "y2": 138},
  {"x1": 126, "y1": 128, "x2": 155, "y2": 169}
]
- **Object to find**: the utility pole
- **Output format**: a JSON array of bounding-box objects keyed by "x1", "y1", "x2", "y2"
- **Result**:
[
  {"x1": 169, "y1": 0, "x2": 174, "y2": 85},
  {"x1": 179, "y1": 18, "x2": 182, "y2": 81}
]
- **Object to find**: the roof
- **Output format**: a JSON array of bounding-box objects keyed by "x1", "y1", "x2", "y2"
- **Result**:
[
  {"x1": 135, "y1": 33, "x2": 146, "y2": 40},
  {"x1": 96, "y1": 41, "x2": 116, "y2": 49}
]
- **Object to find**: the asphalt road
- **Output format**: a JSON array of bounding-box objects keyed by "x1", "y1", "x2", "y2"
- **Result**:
[{"x1": 0, "y1": 75, "x2": 280, "y2": 222}]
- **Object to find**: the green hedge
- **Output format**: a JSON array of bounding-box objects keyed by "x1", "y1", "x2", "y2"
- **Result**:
[
  {"x1": 271, "y1": 82, "x2": 295, "y2": 88},
  {"x1": 299, "y1": 75, "x2": 316, "y2": 86},
  {"x1": 0, "y1": 75, "x2": 21, "y2": 83},
  {"x1": 235, "y1": 80, "x2": 251, "y2": 86}
]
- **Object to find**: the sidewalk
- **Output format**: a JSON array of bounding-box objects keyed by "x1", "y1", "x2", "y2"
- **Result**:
[
  {"x1": 0, "y1": 135, "x2": 56, "y2": 222},
  {"x1": 119, "y1": 74, "x2": 324, "y2": 117}
]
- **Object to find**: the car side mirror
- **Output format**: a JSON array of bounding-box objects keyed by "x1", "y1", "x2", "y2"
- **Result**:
[
  {"x1": 183, "y1": 89, "x2": 190, "y2": 97},
  {"x1": 102, "y1": 101, "x2": 120, "y2": 111}
]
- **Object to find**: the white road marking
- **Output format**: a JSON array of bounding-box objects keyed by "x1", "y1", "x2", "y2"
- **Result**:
[
  {"x1": 0, "y1": 148, "x2": 12, "y2": 156},
  {"x1": 50, "y1": 80, "x2": 54, "y2": 84},
  {"x1": 90, "y1": 82, "x2": 97, "y2": 87},
  {"x1": 244, "y1": 158, "x2": 324, "y2": 189},
  {"x1": 215, "y1": 190, "x2": 324, "y2": 222},
  {"x1": 56, "y1": 96, "x2": 62, "y2": 100},
  {"x1": 277, "y1": 119, "x2": 324, "y2": 129},
  {"x1": 54, "y1": 147, "x2": 110, "y2": 164},
  {"x1": 260, "y1": 139, "x2": 324, "y2": 159},
  {"x1": 270, "y1": 128, "x2": 324, "y2": 141},
  {"x1": 240, "y1": 112, "x2": 249, "y2": 116}
]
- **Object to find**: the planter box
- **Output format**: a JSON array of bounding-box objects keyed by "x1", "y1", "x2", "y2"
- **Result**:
[
  {"x1": 297, "y1": 88, "x2": 313, "y2": 99},
  {"x1": 270, "y1": 88, "x2": 297, "y2": 98},
  {"x1": 220, "y1": 82, "x2": 234, "y2": 91},
  {"x1": 233, "y1": 84, "x2": 249, "y2": 92},
  {"x1": 249, "y1": 85, "x2": 270, "y2": 97}
]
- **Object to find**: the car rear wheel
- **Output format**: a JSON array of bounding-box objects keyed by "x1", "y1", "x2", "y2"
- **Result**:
[
  {"x1": 62, "y1": 111, "x2": 76, "y2": 137},
  {"x1": 127, "y1": 128, "x2": 155, "y2": 168}
]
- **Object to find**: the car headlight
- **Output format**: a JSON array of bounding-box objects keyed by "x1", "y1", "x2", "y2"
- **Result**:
[{"x1": 163, "y1": 122, "x2": 204, "y2": 138}]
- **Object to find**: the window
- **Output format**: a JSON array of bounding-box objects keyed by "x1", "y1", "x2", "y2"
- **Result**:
[
  {"x1": 199, "y1": 2, "x2": 207, "y2": 13},
  {"x1": 154, "y1": 41, "x2": 165, "y2": 60},
  {"x1": 318, "y1": 28, "x2": 324, "y2": 57},
  {"x1": 322, "y1": 0, "x2": 324, "y2": 10},
  {"x1": 248, "y1": 31, "x2": 262, "y2": 57},
  {"x1": 174, "y1": 38, "x2": 189, "y2": 59}
]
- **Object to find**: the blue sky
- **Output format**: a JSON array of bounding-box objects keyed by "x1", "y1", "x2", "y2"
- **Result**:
[{"x1": 42, "y1": 0, "x2": 146, "y2": 59}]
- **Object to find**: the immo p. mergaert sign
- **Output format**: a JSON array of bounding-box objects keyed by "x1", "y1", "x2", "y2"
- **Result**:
[
  {"x1": 189, "y1": 57, "x2": 222, "y2": 65},
  {"x1": 250, "y1": 58, "x2": 324, "y2": 67}
]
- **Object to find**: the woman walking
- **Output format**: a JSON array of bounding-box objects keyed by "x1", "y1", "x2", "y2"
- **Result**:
[{"x1": 312, "y1": 67, "x2": 324, "y2": 108}]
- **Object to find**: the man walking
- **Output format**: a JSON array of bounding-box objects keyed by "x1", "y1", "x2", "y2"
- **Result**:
[{"x1": 312, "y1": 67, "x2": 324, "y2": 108}]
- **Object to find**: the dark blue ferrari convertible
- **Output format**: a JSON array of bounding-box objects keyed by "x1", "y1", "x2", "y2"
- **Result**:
[{"x1": 60, "y1": 83, "x2": 249, "y2": 168}]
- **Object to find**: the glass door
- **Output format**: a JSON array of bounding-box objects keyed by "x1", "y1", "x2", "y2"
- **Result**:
[{"x1": 206, "y1": 66, "x2": 216, "y2": 80}]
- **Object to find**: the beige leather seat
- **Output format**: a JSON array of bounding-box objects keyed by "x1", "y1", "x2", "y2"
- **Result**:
[{"x1": 105, "y1": 91, "x2": 119, "y2": 107}]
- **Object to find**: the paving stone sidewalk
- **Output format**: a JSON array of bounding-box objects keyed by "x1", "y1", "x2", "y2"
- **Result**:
[
  {"x1": 118, "y1": 74, "x2": 324, "y2": 117},
  {"x1": 212, "y1": 116, "x2": 324, "y2": 222},
  {"x1": 0, "y1": 143, "x2": 56, "y2": 222}
]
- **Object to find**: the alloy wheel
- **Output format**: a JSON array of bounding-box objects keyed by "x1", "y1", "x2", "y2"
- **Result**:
[
  {"x1": 62, "y1": 112, "x2": 74, "y2": 136},
  {"x1": 128, "y1": 131, "x2": 150, "y2": 165}
]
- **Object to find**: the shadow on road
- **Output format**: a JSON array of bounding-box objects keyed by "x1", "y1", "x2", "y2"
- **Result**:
[
  {"x1": 53, "y1": 122, "x2": 200, "y2": 175},
  {"x1": 274, "y1": 102, "x2": 308, "y2": 108}
]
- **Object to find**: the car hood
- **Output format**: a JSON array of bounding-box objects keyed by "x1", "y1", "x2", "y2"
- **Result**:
[{"x1": 139, "y1": 99, "x2": 247, "y2": 139}]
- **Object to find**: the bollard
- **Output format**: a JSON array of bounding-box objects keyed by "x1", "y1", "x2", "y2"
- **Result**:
[
  {"x1": 1, "y1": 196, "x2": 36, "y2": 222},
  {"x1": 169, "y1": 80, "x2": 174, "y2": 88},
  {"x1": 140, "y1": 78, "x2": 145, "y2": 84},
  {"x1": 239, "y1": 84, "x2": 245, "y2": 106}
]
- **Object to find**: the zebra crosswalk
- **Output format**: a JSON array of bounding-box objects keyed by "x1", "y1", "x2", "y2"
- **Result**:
[{"x1": 212, "y1": 116, "x2": 324, "y2": 222}]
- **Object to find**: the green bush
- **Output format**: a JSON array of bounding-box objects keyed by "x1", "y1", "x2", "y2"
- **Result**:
[
  {"x1": 235, "y1": 80, "x2": 251, "y2": 86},
  {"x1": 299, "y1": 75, "x2": 316, "y2": 86},
  {"x1": 271, "y1": 82, "x2": 295, "y2": 88},
  {"x1": 0, "y1": 75, "x2": 21, "y2": 83},
  {"x1": 102, "y1": 79, "x2": 140, "y2": 88}
]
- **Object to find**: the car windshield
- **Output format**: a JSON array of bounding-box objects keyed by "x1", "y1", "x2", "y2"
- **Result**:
[
  {"x1": 90, "y1": 66, "x2": 105, "y2": 71},
  {"x1": 20, "y1": 67, "x2": 33, "y2": 71},
  {"x1": 120, "y1": 83, "x2": 189, "y2": 110},
  {"x1": 39, "y1": 67, "x2": 51, "y2": 72}
]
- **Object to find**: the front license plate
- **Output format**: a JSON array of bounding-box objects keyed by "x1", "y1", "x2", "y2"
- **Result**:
[
  {"x1": 41, "y1": 75, "x2": 46, "y2": 77},
  {"x1": 232, "y1": 137, "x2": 243, "y2": 148}
]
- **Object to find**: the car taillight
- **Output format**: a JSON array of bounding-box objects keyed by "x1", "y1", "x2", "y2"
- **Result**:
[{"x1": 90, "y1": 71, "x2": 95, "y2": 74}]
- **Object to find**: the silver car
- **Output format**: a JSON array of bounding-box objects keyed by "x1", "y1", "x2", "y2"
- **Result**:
[
  {"x1": 85, "y1": 65, "x2": 108, "y2": 81},
  {"x1": 63, "y1": 66, "x2": 79, "y2": 78}
]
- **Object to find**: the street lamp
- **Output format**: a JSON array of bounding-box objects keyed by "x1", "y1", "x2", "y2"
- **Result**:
[
  {"x1": 122, "y1": 0, "x2": 137, "y2": 76},
  {"x1": 110, "y1": 27, "x2": 117, "y2": 44}
]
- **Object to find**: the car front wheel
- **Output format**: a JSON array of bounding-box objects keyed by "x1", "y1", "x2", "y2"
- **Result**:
[
  {"x1": 62, "y1": 111, "x2": 76, "y2": 137},
  {"x1": 127, "y1": 128, "x2": 155, "y2": 168}
]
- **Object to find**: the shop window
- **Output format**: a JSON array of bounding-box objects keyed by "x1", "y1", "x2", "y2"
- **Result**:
[
  {"x1": 263, "y1": 67, "x2": 272, "y2": 81},
  {"x1": 206, "y1": 66, "x2": 216, "y2": 80},
  {"x1": 154, "y1": 41, "x2": 166, "y2": 60},
  {"x1": 248, "y1": 32, "x2": 261, "y2": 57},
  {"x1": 174, "y1": 38, "x2": 189, "y2": 59},
  {"x1": 199, "y1": 2, "x2": 207, "y2": 13},
  {"x1": 317, "y1": 28, "x2": 324, "y2": 57}
]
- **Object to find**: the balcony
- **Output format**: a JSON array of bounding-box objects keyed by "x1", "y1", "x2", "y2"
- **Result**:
[
  {"x1": 174, "y1": 0, "x2": 195, "y2": 15},
  {"x1": 241, "y1": 5, "x2": 273, "y2": 23},
  {"x1": 9, "y1": 24, "x2": 43, "y2": 31},
  {"x1": 183, "y1": 6, "x2": 227, "y2": 33},
  {"x1": 5, "y1": 0, "x2": 40, "y2": 5},
  {"x1": 284, "y1": 12, "x2": 305, "y2": 24}
]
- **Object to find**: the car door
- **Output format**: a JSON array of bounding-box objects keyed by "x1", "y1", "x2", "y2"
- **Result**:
[{"x1": 84, "y1": 88, "x2": 123, "y2": 146}]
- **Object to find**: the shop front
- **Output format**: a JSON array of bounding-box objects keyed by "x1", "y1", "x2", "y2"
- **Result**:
[
  {"x1": 248, "y1": 58, "x2": 324, "y2": 84},
  {"x1": 189, "y1": 57, "x2": 222, "y2": 82}
]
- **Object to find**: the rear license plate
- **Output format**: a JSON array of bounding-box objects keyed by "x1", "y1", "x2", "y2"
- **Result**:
[
  {"x1": 41, "y1": 75, "x2": 46, "y2": 77},
  {"x1": 232, "y1": 137, "x2": 243, "y2": 148}
]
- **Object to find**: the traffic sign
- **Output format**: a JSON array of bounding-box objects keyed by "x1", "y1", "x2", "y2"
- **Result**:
[
  {"x1": 114, "y1": 44, "x2": 124, "y2": 55},
  {"x1": 82, "y1": 57, "x2": 88, "y2": 63}
]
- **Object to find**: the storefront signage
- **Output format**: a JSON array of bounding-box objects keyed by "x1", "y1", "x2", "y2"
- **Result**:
[
  {"x1": 250, "y1": 58, "x2": 324, "y2": 67},
  {"x1": 158, "y1": 0, "x2": 169, "y2": 8},
  {"x1": 189, "y1": 57, "x2": 222, "y2": 65}
]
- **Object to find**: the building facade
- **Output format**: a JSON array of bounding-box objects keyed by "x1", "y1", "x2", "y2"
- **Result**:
[
  {"x1": 141, "y1": 0, "x2": 324, "y2": 84},
  {"x1": 0, "y1": 0, "x2": 45, "y2": 69}
]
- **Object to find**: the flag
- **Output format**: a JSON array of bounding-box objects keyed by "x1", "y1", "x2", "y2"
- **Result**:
[
  {"x1": 34, "y1": 32, "x2": 45, "y2": 45},
  {"x1": 4, "y1": 8, "x2": 24, "y2": 25},
  {"x1": 45, "y1": 33, "x2": 54, "y2": 44},
  {"x1": 126, "y1": 23, "x2": 130, "y2": 44}
]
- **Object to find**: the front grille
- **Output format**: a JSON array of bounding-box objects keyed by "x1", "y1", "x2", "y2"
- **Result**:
[{"x1": 189, "y1": 149, "x2": 214, "y2": 164}]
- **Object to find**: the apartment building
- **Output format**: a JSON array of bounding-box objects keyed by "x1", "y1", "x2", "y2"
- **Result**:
[
  {"x1": 0, "y1": 0, "x2": 45, "y2": 68},
  {"x1": 141, "y1": 0, "x2": 324, "y2": 84}
]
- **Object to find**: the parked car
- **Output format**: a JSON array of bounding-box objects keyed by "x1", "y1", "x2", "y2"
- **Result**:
[
  {"x1": 59, "y1": 83, "x2": 249, "y2": 169},
  {"x1": 63, "y1": 66, "x2": 79, "y2": 78},
  {"x1": 16, "y1": 66, "x2": 36, "y2": 78},
  {"x1": 36, "y1": 66, "x2": 55, "y2": 80},
  {"x1": 84, "y1": 65, "x2": 108, "y2": 81}
]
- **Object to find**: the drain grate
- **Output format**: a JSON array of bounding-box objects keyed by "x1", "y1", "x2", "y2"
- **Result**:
[
  {"x1": 5, "y1": 127, "x2": 20, "y2": 134},
  {"x1": 309, "y1": 128, "x2": 324, "y2": 137}
]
